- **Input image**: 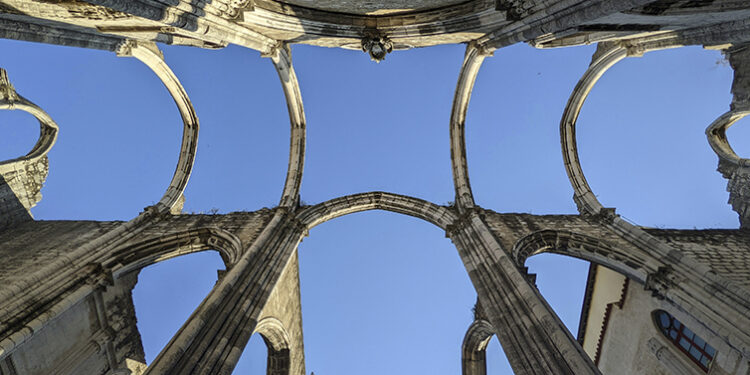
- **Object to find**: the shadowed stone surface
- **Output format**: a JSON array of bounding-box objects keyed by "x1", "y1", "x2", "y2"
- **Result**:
[{"x1": 277, "y1": 0, "x2": 468, "y2": 15}]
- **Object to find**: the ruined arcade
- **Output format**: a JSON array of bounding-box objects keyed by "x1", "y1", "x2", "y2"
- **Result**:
[{"x1": 1, "y1": 0, "x2": 750, "y2": 374}]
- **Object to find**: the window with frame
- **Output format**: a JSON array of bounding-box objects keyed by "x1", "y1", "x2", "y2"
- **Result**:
[{"x1": 654, "y1": 310, "x2": 716, "y2": 372}]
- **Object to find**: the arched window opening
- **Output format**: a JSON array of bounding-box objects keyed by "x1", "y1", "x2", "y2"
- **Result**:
[
  {"x1": 526, "y1": 253, "x2": 590, "y2": 335},
  {"x1": 725, "y1": 115, "x2": 750, "y2": 160},
  {"x1": 264, "y1": 335, "x2": 291, "y2": 375},
  {"x1": 653, "y1": 310, "x2": 716, "y2": 371},
  {"x1": 131, "y1": 250, "x2": 225, "y2": 364},
  {"x1": 0, "y1": 110, "x2": 39, "y2": 163},
  {"x1": 162, "y1": 45, "x2": 290, "y2": 213},
  {"x1": 0, "y1": 39, "x2": 183, "y2": 220},
  {"x1": 486, "y1": 336, "x2": 513, "y2": 374},
  {"x1": 232, "y1": 334, "x2": 268, "y2": 374},
  {"x1": 299, "y1": 212, "x2": 475, "y2": 373},
  {"x1": 577, "y1": 46, "x2": 736, "y2": 228}
]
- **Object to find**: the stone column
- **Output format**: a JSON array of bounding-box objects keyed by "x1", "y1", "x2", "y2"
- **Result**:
[
  {"x1": 448, "y1": 210, "x2": 600, "y2": 375},
  {"x1": 144, "y1": 209, "x2": 306, "y2": 374}
]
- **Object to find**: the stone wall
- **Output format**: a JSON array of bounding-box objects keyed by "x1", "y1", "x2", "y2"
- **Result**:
[
  {"x1": 0, "y1": 220, "x2": 122, "y2": 285},
  {"x1": 646, "y1": 229, "x2": 750, "y2": 288},
  {"x1": 3, "y1": 270, "x2": 146, "y2": 375}
]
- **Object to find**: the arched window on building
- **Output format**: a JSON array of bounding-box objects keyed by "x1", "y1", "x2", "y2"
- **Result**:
[{"x1": 654, "y1": 310, "x2": 716, "y2": 372}]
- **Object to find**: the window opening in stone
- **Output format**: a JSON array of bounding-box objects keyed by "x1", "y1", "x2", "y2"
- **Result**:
[
  {"x1": 298, "y1": 212, "x2": 475, "y2": 373},
  {"x1": 526, "y1": 253, "x2": 590, "y2": 335},
  {"x1": 725, "y1": 115, "x2": 750, "y2": 159},
  {"x1": 485, "y1": 335, "x2": 514, "y2": 374},
  {"x1": 0, "y1": 110, "x2": 39, "y2": 163},
  {"x1": 132, "y1": 250, "x2": 225, "y2": 364},
  {"x1": 653, "y1": 310, "x2": 715, "y2": 371},
  {"x1": 232, "y1": 333, "x2": 268, "y2": 374},
  {"x1": 577, "y1": 47, "x2": 735, "y2": 228}
]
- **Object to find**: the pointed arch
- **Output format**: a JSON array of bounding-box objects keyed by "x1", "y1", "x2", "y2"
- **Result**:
[
  {"x1": 560, "y1": 43, "x2": 628, "y2": 216},
  {"x1": 295, "y1": 191, "x2": 457, "y2": 230},
  {"x1": 450, "y1": 43, "x2": 490, "y2": 212},
  {"x1": 0, "y1": 69, "x2": 58, "y2": 168},
  {"x1": 117, "y1": 41, "x2": 199, "y2": 214},
  {"x1": 254, "y1": 317, "x2": 291, "y2": 375},
  {"x1": 269, "y1": 44, "x2": 306, "y2": 209},
  {"x1": 108, "y1": 227, "x2": 243, "y2": 277},
  {"x1": 511, "y1": 229, "x2": 648, "y2": 283},
  {"x1": 462, "y1": 319, "x2": 494, "y2": 375},
  {"x1": 0, "y1": 68, "x2": 59, "y2": 224}
]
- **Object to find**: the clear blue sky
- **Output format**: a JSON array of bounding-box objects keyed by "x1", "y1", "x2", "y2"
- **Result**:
[{"x1": 1, "y1": 37, "x2": 746, "y2": 374}]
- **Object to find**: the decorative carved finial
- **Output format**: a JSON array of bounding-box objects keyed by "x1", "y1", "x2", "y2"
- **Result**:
[
  {"x1": 116, "y1": 40, "x2": 163, "y2": 60},
  {"x1": 362, "y1": 35, "x2": 393, "y2": 63},
  {"x1": 115, "y1": 39, "x2": 138, "y2": 57},
  {"x1": 0, "y1": 68, "x2": 19, "y2": 103},
  {"x1": 645, "y1": 265, "x2": 680, "y2": 299},
  {"x1": 261, "y1": 41, "x2": 291, "y2": 60},
  {"x1": 472, "y1": 298, "x2": 487, "y2": 321}
]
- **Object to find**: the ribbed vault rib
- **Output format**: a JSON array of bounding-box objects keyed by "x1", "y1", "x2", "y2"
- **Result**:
[
  {"x1": 296, "y1": 191, "x2": 457, "y2": 230},
  {"x1": 560, "y1": 42, "x2": 627, "y2": 216},
  {"x1": 462, "y1": 318, "x2": 494, "y2": 375},
  {"x1": 0, "y1": 69, "x2": 58, "y2": 168},
  {"x1": 706, "y1": 110, "x2": 750, "y2": 167},
  {"x1": 107, "y1": 227, "x2": 244, "y2": 276},
  {"x1": 0, "y1": 68, "x2": 58, "y2": 224},
  {"x1": 511, "y1": 229, "x2": 647, "y2": 282},
  {"x1": 117, "y1": 41, "x2": 199, "y2": 214},
  {"x1": 450, "y1": 43, "x2": 488, "y2": 212},
  {"x1": 269, "y1": 44, "x2": 306, "y2": 209}
]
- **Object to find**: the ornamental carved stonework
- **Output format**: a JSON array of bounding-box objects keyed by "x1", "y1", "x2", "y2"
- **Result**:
[
  {"x1": 495, "y1": 0, "x2": 534, "y2": 21},
  {"x1": 725, "y1": 166, "x2": 750, "y2": 229}
]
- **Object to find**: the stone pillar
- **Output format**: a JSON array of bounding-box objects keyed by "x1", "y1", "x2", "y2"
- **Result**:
[
  {"x1": 144, "y1": 209, "x2": 306, "y2": 374},
  {"x1": 448, "y1": 210, "x2": 600, "y2": 375},
  {"x1": 255, "y1": 250, "x2": 306, "y2": 375}
]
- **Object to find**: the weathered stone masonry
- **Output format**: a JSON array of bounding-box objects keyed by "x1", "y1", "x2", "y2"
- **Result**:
[{"x1": 2, "y1": 1, "x2": 750, "y2": 374}]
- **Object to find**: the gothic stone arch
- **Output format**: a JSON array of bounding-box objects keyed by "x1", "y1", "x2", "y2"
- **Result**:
[{"x1": 2, "y1": 2, "x2": 750, "y2": 375}]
